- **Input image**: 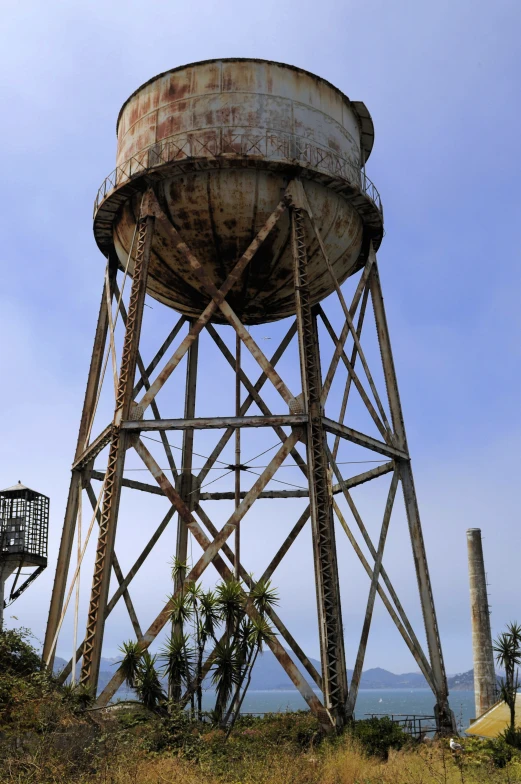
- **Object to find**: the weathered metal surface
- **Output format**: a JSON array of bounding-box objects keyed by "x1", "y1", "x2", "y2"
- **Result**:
[
  {"x1": 132, "y1": 315, "x2": 185, "y2": 398},
  {"x1": 93, "y1": 60, "x2": 383, "y2": 324},
  {"x1": 321, "y1": 250, "x2": 374, "y2": 406},
  {"x1": 80, "y1": 216, "x2": 153, "y2": 688},
  {"x1": 95, "y1": 430, "x2": 327, "y2": 721},
  {"x1": 154, "y1": 212, "x2": 295, "y2": 403},
  {"x1": 194, "y1": 504, "x2": 323, "y2": 691},
  {"x1": 331, "y1": 285, "x2": 370, "y2": 458},
  {"x1": 84, "y1": 483, "x2": 143, "y2": 640},
  {"x1": 122, "y1": 415, "x2": 308, "y2": 430},
  {"x1": 346, "y1": 470, "x2": 399, "y2": 716},
  {"x1": 43, "y1": 261, "x2": 117, "y2": 670},
  {"x1": 72, "y1": 425, "x2": 113, "y2": 472},
  {"x1": 332, "y1": 498, "x2": 435, "y2": 692},
  {"x1": 319, "y1": 307, "x2": 389, "y2": 443},
  {"x1": 137, "y1": 199, "x2": 287, "y2": 413},
  {"x1": 369, "y1": 264, "x2": 455, "y2": 734},
  {"x1": 113, "y1": 278, "x2": 179, "y2": 481},
  {"x1": 292, "y1": 206, "x2": 348, "y2": 726},
  {"x1": 57, "y1": 503, "x2": 177, "y2": 685},
  {"x1": 327, "y1": 447, "x2": 434, "y2": 685},
  {"x1": 322, "y1": 417, "x2": 408, "y2": 460},
  {"x1": 467, "y1": 529, "x2": 497, "y2": 718}
]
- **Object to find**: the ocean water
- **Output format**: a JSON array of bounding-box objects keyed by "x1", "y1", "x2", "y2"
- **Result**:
[{"x1": 196, "y1": 689, "x2": 475, "y2": 734}]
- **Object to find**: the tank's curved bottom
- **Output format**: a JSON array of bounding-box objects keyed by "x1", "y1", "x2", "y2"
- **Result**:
[{"x1": 112, "y1": 167, "x2": 364, "y2": 324}]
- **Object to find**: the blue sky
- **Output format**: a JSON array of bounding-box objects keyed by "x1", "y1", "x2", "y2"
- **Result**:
[{"x1": 1, "y1": 0, "x2": 520, "y2": 684}]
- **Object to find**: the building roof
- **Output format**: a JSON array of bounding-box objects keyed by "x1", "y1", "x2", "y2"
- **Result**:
[
  {"x1": 466, "y1": 693, "x2": 521, "y2": 737},
  {"x1": 0, "y1": 481, "x2": 42, "y2": 496}
]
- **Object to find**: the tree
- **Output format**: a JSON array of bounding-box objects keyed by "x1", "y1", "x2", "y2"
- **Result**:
[{"x1": 493, "y1": 622, "x2": 521, "y2": 734}]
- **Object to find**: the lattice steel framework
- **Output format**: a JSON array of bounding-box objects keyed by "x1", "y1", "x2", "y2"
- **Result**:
[{"x1": 43, "y1": 182, "x2": 455, "y2": 733}]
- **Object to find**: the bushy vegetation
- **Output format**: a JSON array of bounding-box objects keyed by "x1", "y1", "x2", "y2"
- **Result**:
[
  {"x1": 349, "y1": 715, "x2": 409, "y2": 759},
  {"x1": 117, "y1": 571, "x2": 278, "y2": 733},
  {"x1": 2, "y1": 627, "x2": 521, "y2": 783}
]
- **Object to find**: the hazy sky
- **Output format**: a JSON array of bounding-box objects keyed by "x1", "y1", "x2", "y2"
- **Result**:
[{"x1": 1, "y1": 0, "x2": 520, "y2": 694}]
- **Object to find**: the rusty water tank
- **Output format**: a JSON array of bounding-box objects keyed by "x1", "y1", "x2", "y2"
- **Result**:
[{"x1": 93, "y1": 59, "x2": 383, "y2": 324}]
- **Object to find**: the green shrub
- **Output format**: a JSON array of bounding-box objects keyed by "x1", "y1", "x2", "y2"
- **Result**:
[
  {"x1": 350, "y1": 716, "x2": 408, "y2": 759},
  {"x1": 0, "y1": 626, "x2": 42, "y2": 677},
  {"x1": 500, "y1": 725, "x2": 521, "y2": 750}
]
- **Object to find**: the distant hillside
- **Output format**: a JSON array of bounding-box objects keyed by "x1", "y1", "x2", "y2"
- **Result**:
[{"x1": 55, "y1": 651, "x2": 483, "y2": 695}]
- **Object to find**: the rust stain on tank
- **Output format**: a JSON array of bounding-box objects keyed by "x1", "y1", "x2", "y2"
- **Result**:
[{"x1": 96, "y1": 59, "x2": 382, "y2": 324}]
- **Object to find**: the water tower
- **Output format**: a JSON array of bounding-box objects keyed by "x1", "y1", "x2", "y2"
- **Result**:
[{"x1": 43, "y1": 59, "x2": 454, "y2": 731}]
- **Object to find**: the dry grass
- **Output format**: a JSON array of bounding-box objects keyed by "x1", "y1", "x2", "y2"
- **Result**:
[{"x1": 2, "y1": 724, "x2": 521, "y2": 784}]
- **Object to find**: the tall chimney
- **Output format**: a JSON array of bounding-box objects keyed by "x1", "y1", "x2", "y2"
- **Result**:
[{"x1": 467, "y1": 528, "x2": 496, "y2": 717}]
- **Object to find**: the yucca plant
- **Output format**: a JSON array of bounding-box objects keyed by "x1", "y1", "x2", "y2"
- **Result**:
[
  {"x1": 226, "y1": 616, "x2": 276, "y2": 738},
  {"x1": 159, "y1": 631, "x2": 194, "y2": 702},
  {"x1": 192, "y1": 589, "x2": 219, "y2": 717},
  {"x1": 216, "y1": 578, "x2": 244, "y2": 635},
  {"x1": 169, "y1": 590, "x2": 194, "y2": 627},
  {"x1": 117, "y1": 640, "x2": 142, "y2": 690},
  {"x1": 494, "y1": 622, "x2": 521, "y2": 733},
  {"x1": 250, "y1": 579, "x2": 279, "y2": 616},
  {"x1": 171, "y1": 556, "x2": 189, "y2": 587},
  {"x1": 135, "y1": 651, "x2": 166, "y2": 712},
  {"x1": 211, "y1": 638, "x2": 242, "y2": 725}
]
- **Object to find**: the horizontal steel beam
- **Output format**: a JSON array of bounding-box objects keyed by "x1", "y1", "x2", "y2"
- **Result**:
[
  {"x1": 322, "y1": 417, "x2": 408, "y2": 460},
  {"x1": 89, "y1": 470, "x2": 165, "y2": 496},
  {"x1": 90, "y1": 461, "x2": 395, "y2": 500},
  {"x1": 121, "y1": 415, "x2": 308, "y2": 431},
  {"x1": 200, "y1": 489, "x2": 309, "y2": 500}
]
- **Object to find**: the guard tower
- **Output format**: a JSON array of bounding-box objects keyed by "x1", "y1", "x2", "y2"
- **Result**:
[
  {"x1": 0, "y1": 482, "x2": 49, "y2": 627},
  {"x1": 43, "y1": 59, "x2": 455, "y2": 732}
]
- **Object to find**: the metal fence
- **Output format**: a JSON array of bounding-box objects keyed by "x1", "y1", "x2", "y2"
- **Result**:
[
  {"x1": 364, "y1": 713, "x2": 438, "y2": 740},
  {"x1": 94, "y1": 129, "x2": 383, "y2": 217}
]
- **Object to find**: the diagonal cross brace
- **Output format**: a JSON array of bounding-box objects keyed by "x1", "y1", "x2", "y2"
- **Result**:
[
  {"x1": 345, "y1": 469, "x2": 399, "y2": 714},
  {"x1": 57, "y1": 504, "x2": 176, "y2": 685},
  {"x1": 138, "y1": 196, "x2": 289, "y2": 413},
  {"x1": 84, "y1": 483, "x2": 143, "y2": 641},
  {"x1": 321, "y1": 251, "x2": 375, "y2": 406},
  {"x1": 194, "y1": 503, "x2": 322, "y2": 691},
  {"x1": 94, "y1": 432, "x2": 330, "y2": 725},
  {"x1": 318, "y1": 306, "x2": 391, "y2": 444},
  {"x1": 327, "y1": 447, "x2": 434, "y2": 685}
]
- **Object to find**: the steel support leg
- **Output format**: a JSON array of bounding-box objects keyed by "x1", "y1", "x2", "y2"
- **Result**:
[
  {"x1": 171, "y1": 320, "x2": 199, "y2": 700},
  {"x1": 369, "y1": 261, "x2": 455, "y2": 734},
  {"x1": 291, "y1": 206, "x2": 348, "y2": 728},
  {"x1": 43, "y1": 258, "x2": 117, "y2": 669},
  {"x1": 80, "y1": 215, "x2": 153, "y2": 689}
]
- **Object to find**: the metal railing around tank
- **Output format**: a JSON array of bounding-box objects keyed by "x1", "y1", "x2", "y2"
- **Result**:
[{"x1": 93, "y1": 129, "x2": 383, "y2": 218}]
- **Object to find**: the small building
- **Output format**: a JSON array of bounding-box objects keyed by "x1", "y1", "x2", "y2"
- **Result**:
[{"x1": 466, "y1": 694, "x2": 521, "y2": 738}]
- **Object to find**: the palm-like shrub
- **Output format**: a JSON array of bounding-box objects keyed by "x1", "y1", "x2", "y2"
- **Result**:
[
  {"x1": 494, "y1": 622, "x2": 521, "y2": 734},
  {"x1": 117, "y1": 577, "x2": 278, "y2": 728},
  {"x1": 211, "y1": 638, "x2": 242, "y2": 725},
  {"x1": 136, "y1": 652, "x2": 165, "y2": 711},
  {"x1": 159, "y1": 631, "x2": 194, "y2": 702},
  {"x1": 118, "y1": 643, "x2": 166, "y2": 712},
  {"x1": 117, "y1": 640, "x2": 142, "y2": 689}
]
